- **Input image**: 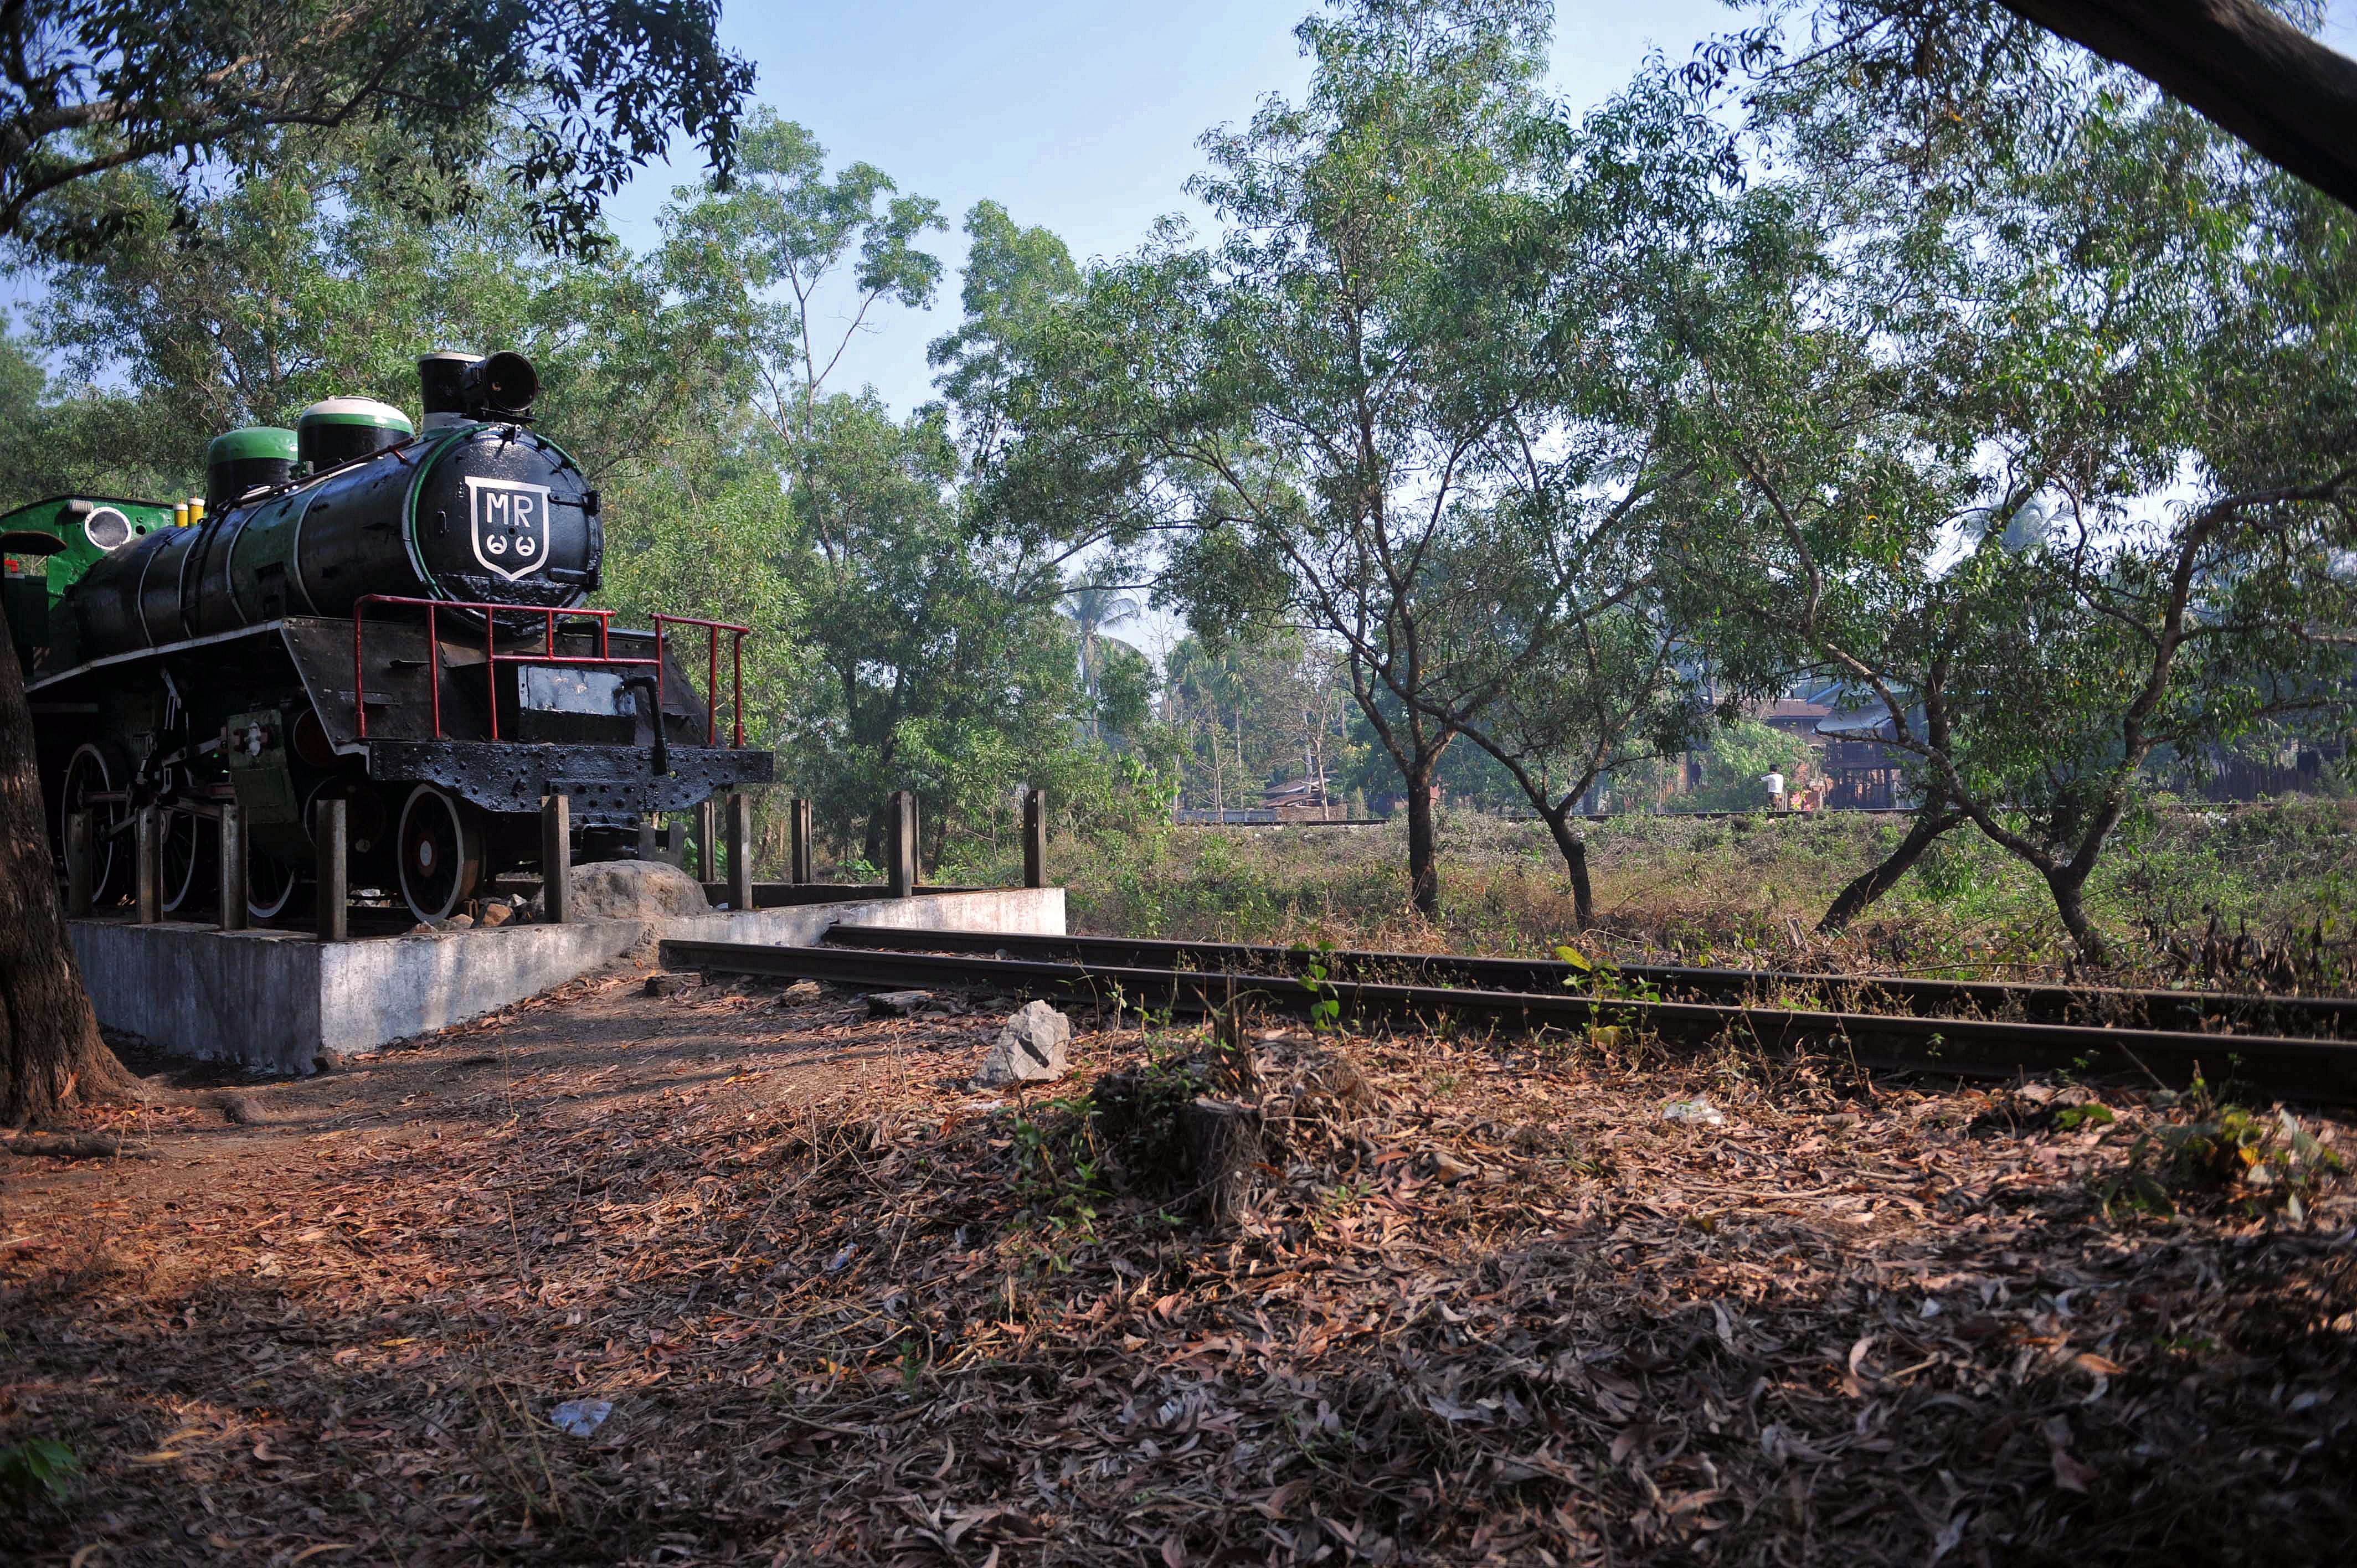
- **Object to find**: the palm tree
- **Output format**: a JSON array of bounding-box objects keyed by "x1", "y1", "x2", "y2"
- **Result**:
[{"x1": 1064, "y1": 567, "x2": 1143, "y2": 726}]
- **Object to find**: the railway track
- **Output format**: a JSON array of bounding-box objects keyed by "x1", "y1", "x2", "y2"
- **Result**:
[
  {"x1": 820, "y1": 925, "x2": 2357, "y2": 1039},
  {"x1": 657, "y1": 929, "x2": 2357, "y2": 1105}
]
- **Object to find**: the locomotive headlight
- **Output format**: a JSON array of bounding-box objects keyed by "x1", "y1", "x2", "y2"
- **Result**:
[{"x1": 464, "y1": 351, "x2": 539, "y2": 419}]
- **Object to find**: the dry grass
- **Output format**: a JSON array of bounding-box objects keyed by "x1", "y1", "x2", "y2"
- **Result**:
[
  {"x1": 4, "y1": 973, "x2": 2353, "y2": 1565},
  {"x1": 1063, "y1": 801, "x2": 2357, "y2": 987}
]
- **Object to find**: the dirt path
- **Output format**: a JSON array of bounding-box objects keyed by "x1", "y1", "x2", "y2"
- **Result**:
[{"x1": 4, "y1": 970, "x2": 2354, "y2": 1566}]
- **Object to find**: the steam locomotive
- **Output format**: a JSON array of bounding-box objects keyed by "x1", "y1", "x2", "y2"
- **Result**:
[{"x1": 2, "y1": 350, "x2": 773, "y2": 923}]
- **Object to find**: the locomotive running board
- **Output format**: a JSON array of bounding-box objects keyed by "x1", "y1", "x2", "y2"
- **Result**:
[
  {"x1": 364, "y1": 739, "x2": 774, "y2": 823},
  {"x1": 25, "y1": 618, "x2": 291, "y2": 693}
]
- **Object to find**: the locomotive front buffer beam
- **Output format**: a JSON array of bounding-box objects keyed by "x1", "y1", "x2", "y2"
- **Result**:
[{"x1": 365, "y1": 740, "x2": 774, "y2": 828}]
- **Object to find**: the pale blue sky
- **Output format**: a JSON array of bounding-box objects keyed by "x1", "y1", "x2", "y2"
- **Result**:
[
  {"x1": 594, "y1": 0, "x2": 1742, "y2": 418},
  {"x1": 593, "y1": 0, "x2": 2357, "y2": 421}
]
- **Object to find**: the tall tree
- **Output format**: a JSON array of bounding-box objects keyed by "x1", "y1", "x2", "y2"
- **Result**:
[
  {"x1": 0, "y1": 0, "x2": 753, "y2": 257},
  {"x1": 27, "y1": 144, "x2": 757, "y2": 481},
  {"x1": 1065, "y1": 565, "x2": 1144, "y2": 732},
  {"x1": 659, "y1": 129, "x2": 1118, "y2": 865},
  {"x1": 1386, "y1": 77, "x2": 1765, "y2": 926},
  {"x1": 1014, "y1": 0, "x2": 1576, "y2": 917},
  {"x1": 1685, "y1": 54, "x2": 2357, "y2": 960}
]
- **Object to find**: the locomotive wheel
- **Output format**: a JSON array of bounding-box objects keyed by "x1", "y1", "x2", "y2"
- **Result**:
[
  {"x1": 59, "y1": 741, "x2": 131, "y2": 905},
  {"x1": 160, "y1": 807, "x2": 213, "y2": 914},
  {"x1": 248, "y1": 853, "x2": 306, "y2": 921},
  {"x1": 397, "y1": 785, "x2": 485, "y2": 923}
]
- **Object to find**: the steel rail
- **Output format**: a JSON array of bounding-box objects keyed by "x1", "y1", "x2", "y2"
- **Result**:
[
  {"x1": 657, "y1": 937, "x2": 2357, "y2": 1105},
  {"x1": 820, "y1": 925, "x2": 2357, "y2": 1041}
]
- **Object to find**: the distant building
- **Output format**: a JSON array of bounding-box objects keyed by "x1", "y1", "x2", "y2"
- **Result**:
[
  {"x1": 1262, "y1": 776, "x2": 1334, "y2": 819},
  {"x1": 1175, "y1": 773, "x2": 1354, "y2": 825},
  {"x1": 1761, "y1": 695, "x2": 1834, "y2": 739}
]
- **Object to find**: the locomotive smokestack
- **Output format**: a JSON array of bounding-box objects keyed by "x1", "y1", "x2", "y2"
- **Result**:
[{"x1": 418, "y1": 352, "x2": 475, "y2": 429}]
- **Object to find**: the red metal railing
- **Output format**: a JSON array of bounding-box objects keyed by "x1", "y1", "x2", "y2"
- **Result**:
[{"x1": 353, "y1": 595, "x2": 750, "y2": 746}]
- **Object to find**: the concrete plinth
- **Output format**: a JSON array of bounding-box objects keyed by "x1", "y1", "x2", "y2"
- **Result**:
[
  {"x1": 667, "y1": 886, "x2": 1067, "y2": 947},
  {"x1": 66, "y1": 886, "x2": 1067, "y2": 1074}
]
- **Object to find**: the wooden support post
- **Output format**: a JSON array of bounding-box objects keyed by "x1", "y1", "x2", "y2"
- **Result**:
[
  {"x1": 726, "y1": 792, "x2": 753, "y2": 912},
  {"x1": 218, "y1": 801, "x2": 249, "y2": 931},
  {"x1": 1023, "y1": 787, "x2": 1047, "y2": 889},
  {"x1": 65, "y1": 808, "x2": 92, "y2": 917},
  {"x1": 694, "y1": 798, "x2": 717, "y2": 881},
  {"x1": 887, "y1": 790, "x2": 917, "y2": 899},
  {"x1": 636, "y1": 812, "x2": 658, "y2": 862},
  {"x1": 542, "y1": 793, "x2": 570, "y2": 924},
  {"x1": 790, "y1": 797, "x2": 813, "y2": 885},
  {"x1": 313, "y1": 797, "x2": 347, "y2": 942},
  {"x1": 135, "y1": 806, "x2": 161, "y2": 924}
]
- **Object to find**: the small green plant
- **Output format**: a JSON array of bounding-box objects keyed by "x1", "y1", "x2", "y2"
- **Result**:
[
  {"x1": 2053, "y1": 1103, "x2": 2117, "y2": 1132},
  {"x1": 1300, "y1": 947, "x2": 1342, "y2": 1034},
  {"x1": 2096, "y1": 1076, "x2": 2344, "y2": 1220},
  {"x1": 1555, "y1": 942, "x2": 1661, "y2": 1004},
  {"x1": 1010, "y1": 1094, "x2": 1108, "y2": 1232},
  {"x1": 0, "y1": 1438, "x2": 83, "y2": 1504}
]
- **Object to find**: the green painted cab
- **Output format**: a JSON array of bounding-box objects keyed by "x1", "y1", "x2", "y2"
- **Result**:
[{"x1": 2, "y1": 495, "x2": 178, "y2": 669}]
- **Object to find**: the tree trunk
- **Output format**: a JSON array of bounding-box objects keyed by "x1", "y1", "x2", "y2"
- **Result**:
[
  {"x1": 922, "y1": 796, "x2": 946, "y2": 878},
  {"x1": 861, "y1": 808, "x2": 885, "y2": 873},
  {"x1": 1539, "y1": 806, "x2": 1595, "y2": 930},
  {"x1": 2001, "y1": 0, "x2": 2357, "y2": 215},
  {"x1": 0, "y1": 604, "x2": 142, "y2": 1126},
  {"x1": 1405, "y1": 766, "x2": 1439, "y2": 919},
  {"x1": 1818, "y1": 808, "x2": 1963, "y2": 932},
  {"x1": 2046, "y1": 868, "x2": 2113, "y2": 965}
]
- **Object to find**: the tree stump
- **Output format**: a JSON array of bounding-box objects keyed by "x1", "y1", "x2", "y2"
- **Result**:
[{"x1": 1184, "y1": 1096, "x2": 1264, "y2": 1226}]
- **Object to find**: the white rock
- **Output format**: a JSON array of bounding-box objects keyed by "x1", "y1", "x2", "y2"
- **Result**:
[
  {"x1": 1660, "y1": 1096, "x2": 1727, "y2": 1126},
  {"x1": 972, "y1": 1000, "x2": 1073, "y2": 1086}
]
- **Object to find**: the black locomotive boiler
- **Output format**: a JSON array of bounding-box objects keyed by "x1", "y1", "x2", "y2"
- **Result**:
[{"x1": 6, "y1": 350, "x2": 773, "y2": 922}]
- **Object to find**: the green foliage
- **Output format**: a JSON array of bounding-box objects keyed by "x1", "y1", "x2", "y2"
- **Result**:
[
  {"x1": 2098, "y1": 1081, "x2": 2346, "y2": 1221},
  {"x1": 10, "y1": 0, "x2": 2355, "y2": 928},
  {"x1": 1010, "y1": 1093, "x2": 1108, "y2": 1234},
  {"x1": 17, "y1": 138, "x2": 755, "y2": 488},
  {"x1": 1669, "y1": 37, "x2": 2357, "y2": 956},
  {"x1": 0, "y1": 1437, "x2": 82, "y2": 1504},
  {"x1": 1005, "y1": 0, "x2": 1594, "y2": 911},
  {"x1": 0, "y1": 1, "x2": 755, "y2": 260},
  {"x1": 1301, "y1": 952, "x2": 1342, "y2": 1034},
  {"x1": 1166, "y1": 628, "x2": 1355, "y2": 813}
]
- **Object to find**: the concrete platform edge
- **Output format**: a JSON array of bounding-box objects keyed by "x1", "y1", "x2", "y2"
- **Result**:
[{"x1": 67, "y1": 886, "x2": 1066, "y2": 1074}]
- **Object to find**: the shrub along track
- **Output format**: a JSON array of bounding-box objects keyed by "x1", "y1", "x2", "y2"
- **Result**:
[{"x1": 2, "y1": 969, "x2": 2352, "y2": 1565}]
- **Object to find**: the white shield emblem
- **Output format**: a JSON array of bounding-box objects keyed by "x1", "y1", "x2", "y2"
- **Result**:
[{"x1": 465, "y1": 476, "x2": 553, "y2": 582}]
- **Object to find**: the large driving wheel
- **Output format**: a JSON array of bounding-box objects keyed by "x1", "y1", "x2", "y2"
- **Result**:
[
  {"x1": 248, "y1": 852, "x2": 305, "y2": 921},
  {"x1": 161, "y1": 807, "x2": 212, "y2": 914},
  {"x1": 397, "y1": 784, "x2": 485, "y2": 923},
  {"x1": 59, "y1": 740, "x2": 131, "y2": 905}
]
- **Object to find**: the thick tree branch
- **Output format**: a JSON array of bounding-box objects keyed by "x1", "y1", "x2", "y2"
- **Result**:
[{"x1": 2000, "y1": 0, "x2": 2357, "y2": 210}]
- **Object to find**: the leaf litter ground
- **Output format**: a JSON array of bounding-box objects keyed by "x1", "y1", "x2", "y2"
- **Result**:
[{"x1": 3, "y1": 967, "x2": 2353, "y2": 1565}]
